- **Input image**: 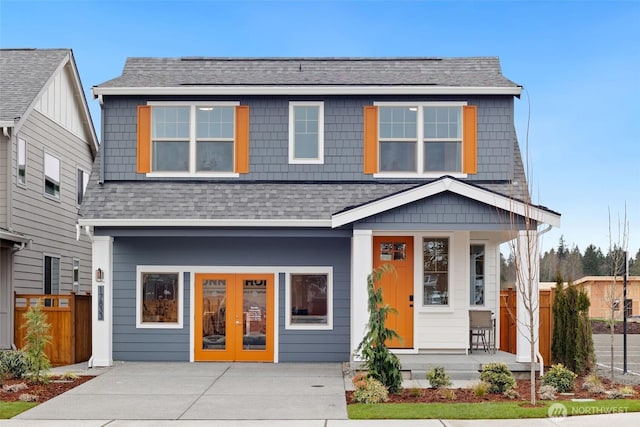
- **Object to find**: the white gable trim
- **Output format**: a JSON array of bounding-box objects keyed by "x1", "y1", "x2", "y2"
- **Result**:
[
  {"x1": 92, "y1": 85, "x2": 522, "y2": 98},
  {"x1": 331, "y1": 177, "x2": 561, "y2": 228}
]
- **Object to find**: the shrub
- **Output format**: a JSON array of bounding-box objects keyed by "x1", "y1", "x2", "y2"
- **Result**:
[
  {"x1": 426, "y1": 366, "x2": 452, "y2": 389},
  {"x1": 541, "y1": 363, "x2": 577, "y2": 393},
  {"x1": 3, "y1": 382, "x2": 28, "y2": 393},
  {"x1": 538, "y1": 384, "x2": 557, "y2": 400},
  {"x1": 352, "y1": 376, "x2": 389, "y2": 404},
  {"x1": 0, "y1": 350, "x2": 29, "y2": 381},
  {"x1": 409, "y1": 387, "x2": 422, "y2": 397},
  {"x1": 619, "y1": 386, "x2": 635, "y2": 396},
  {"x1": 479, "y1": 362, "x2": 516, "y2": 394},
  {"x1": 439, "y1": 388, "x2": 457, "y2": 400},
  {"x1": 503, "y1": 388, "x2": 520, "y2": 399},
  {"x1": 471, "y1": 381, "x2": 489, "y2": 397},
  {"x1": 582, "y1": 374, "x2": 605, "y2": 394},
  {"x1": 18, "y1": 393, "x2": 38, "y2": 402},
  {"x1": 60, "y1": 372, "x2": 79, "y2": 381},
  {"x1": 607, "y1": 389, "x2": 624, "y2": 399}
]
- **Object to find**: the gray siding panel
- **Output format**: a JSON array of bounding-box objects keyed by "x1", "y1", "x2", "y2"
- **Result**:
[
  {"x1": 355, "y1": 191, "x2": 527, "y2": 231},
  {"x1": 101, "y1": 95, "x2": 516, "y2": 183},
  {"x1": 111, "y1": 234, "x2": 351, "y2": 363}
]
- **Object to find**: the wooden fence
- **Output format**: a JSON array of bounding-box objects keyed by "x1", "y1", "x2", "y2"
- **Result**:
[
  {"x1": 14, "y1": 293, "x2": 91, "y2": 366},
  {"x1": 500, "y1": 288, "x2": 554, "y2": 366}
]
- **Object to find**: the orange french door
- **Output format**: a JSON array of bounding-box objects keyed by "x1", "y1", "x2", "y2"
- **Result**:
[
  {"x1": 373, "y1": 236, "x2": 414, "y2": 348},
  {"x1": 194, "y1": 273, "x2": 274, "y2": 362}
]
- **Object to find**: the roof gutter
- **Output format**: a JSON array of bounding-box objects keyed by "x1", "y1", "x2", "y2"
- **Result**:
[{"x1": 92, "y1": 85, "x2": 522, "y2": 97}]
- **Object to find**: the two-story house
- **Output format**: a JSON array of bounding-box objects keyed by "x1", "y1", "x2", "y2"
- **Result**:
[
  {"x1": 0, "y1": 48, "x2": 98, "y2": 349},
  {"x1": 81, "y1": 57, "x2": 560, "y2": 366}
]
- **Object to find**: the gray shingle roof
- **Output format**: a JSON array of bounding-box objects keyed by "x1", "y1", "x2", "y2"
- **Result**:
[
  {"x1": 0, "y1": 49, "x2": 70, "y2": 123},
  {"x1": 95, "y1": 57, "x2": 519, "y2": 89}
]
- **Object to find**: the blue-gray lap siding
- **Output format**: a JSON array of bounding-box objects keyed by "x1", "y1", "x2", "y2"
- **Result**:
[
  {"x1": 110, "y1": 235, "x2": 351, "y2": 362},
  {"x1": 100, "y1": 95, "x2": 515, "y2": 182},
  {"x1": 354, "y1": 191, "x2": 528, "y2": 230}
]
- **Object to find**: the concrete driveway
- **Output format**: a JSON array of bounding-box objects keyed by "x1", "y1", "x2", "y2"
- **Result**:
[
  {"x1": 593, "y1": 334, "x2": 640, "y2": 383},
  {"x1": 13, "y1": 362, "x2": 348, "y2": 421}
]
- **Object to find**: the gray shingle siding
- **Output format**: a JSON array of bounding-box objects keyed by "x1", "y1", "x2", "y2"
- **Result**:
[
  {"x1": 111, "y1": 234, "x2": 350, "y2": 362},
  {"x1": 100, "y1": 95, "x2": 516, "y2": 183}
]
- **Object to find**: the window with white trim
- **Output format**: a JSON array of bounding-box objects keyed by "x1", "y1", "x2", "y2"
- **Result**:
[
  {"x1": 286, "y1": 268, "x2": 332, "y2": 329},
  {"x1": 72, "y1": 258, "x2": 80, "y2": 293},
  {"x1": 77, "y1": 168, "x2": 89, "y2": 205},
  {"x1": 44, "y1": 255, "x2": 60, "y2": 294},
  {"x1": 288, "y1": 102, "x2": 324, "y2": 164},
  {"x1": 377, "y1": 102, "x2": 466, "y2": 174},
  {"x1": 151, "y1": 103, "x2": 237, "y2": 173},
  {"x1": 423, "y1": 237, "x2": 449, "y2": 306},
  {"x1": 17, "y1": 138, "x2": 26, "y2": 185},
  {"x1": 137, "y1": 271, "x2": 183, "y2": 328},
  {"x1": 44, "y1": 152, "x2": 60, "y2": 198}
]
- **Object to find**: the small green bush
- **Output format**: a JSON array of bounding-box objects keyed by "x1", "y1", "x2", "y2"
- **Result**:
[
  {"x1": 619, "y1": 386, "x2": 635, "y2": 396},
  {"x1": 538, "y1": 384, "x2": 557, "y2": 400},
  {"x1": 471, "y1": 381, "x2": 489, "y2": 397},
  {"x1": 503, "y1": 388, "x2": 520, "y2": 399},
  {"x1": 352, "y1": 376, "x2": 389, "y2": 404},
  {"x1": 541, "y1": 363, "x2": 577, "y2": 393},
  {"x1": 0, "y1": 350, "x2": 29, "y2": 380},
  {"x1": 479, "y1": 362, "x2": 516, "y2": 394},
  {"x1": 426, "y1": 366, "x2": 452, "y2": 389},
  {"x1": 582, "y1": 374, "x2": 605, "y2": 394}
]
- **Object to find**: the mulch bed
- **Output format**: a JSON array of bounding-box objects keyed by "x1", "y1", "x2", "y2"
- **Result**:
[
  {"x1": 346, "y1": 376, "x2": 640, "y2": 404},
  {"x1": 591, "y1": 319, "x2": 640, "y2": 334},
  {"x1": 1, "y1": 376, "x2": 94, "y2": 403}
]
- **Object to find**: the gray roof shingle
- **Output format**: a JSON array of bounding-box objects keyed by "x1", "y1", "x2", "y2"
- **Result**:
[
  {"x1": 0, "y1": 49, "x2": 70, "y2": 123},
  {"x1": 95, "y1": 57, "x2": 520, "y2": 89}
]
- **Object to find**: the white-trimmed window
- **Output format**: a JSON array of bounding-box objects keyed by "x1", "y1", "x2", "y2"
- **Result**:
[
  {"x1": 288, "y1": 102, "x2": 324, "y2": 164},
  {"x1": 423, "y1": 237, "x2": 449, "y2": 306},
  {"x1": 136, "y1": 269, "x2": 183, "y2": 328},
  {"x1": 376, "y1": 102, "x2": 466, "y2": 176},
  {"x1": 44, "y1": 254, "x2": 60, "y2": 294},
  {"x1": 17, "y1": 138, "x2": 26, "y2": 185},
  {"x1": 76, "y1": 167, "x2": 89, "y2": 205},
  {"x1": 72, "y1": 258, "x2": 80, "y2": 293},
  {"x1": 43, "y1": 152, "x2": 60, "y2": 198},
  {"x1": 285, "y1": 267, "x2": 332, "y2": 330},
  {"x1": 470, "y1": 244, "x2": 485, "y2": 306}
]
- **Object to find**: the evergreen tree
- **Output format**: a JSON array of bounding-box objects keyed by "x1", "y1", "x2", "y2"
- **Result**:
[
  {"x1": 629, "y1": 248, "x2": 640, "y2": 275},
  {"x1": 604, "y1": 245, "x2": 627, "y2": 276},
  {"x1": 582, "y1": 244, "x2": 603, "y2": 276},
  {"x1": 565, "y1": 246, "x2": 583, "y2": 281},
  {"x1": 551, "y1": 273, "x2": 566, "y2": 365},
  {"x1": 557, "y1": 236, "x2": 568, "y2": 261}
]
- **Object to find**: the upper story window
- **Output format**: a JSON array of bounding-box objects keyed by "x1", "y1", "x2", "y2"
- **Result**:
[
  {"x1": 77, "y1": 167, "x2": 89, "y2": 205},
  {"x1": 288, "y1": 102, "x2": 324, "y2": 164},
  {"x1": 137, "y1": 102, "x2": 249, "y2": 177},
  {"x1": 17, "y1": 138, "x2": 26, "y2": 186},
  {"x1": 44, "y1": 152, "x2": 60, "y2": 199},
  {"x1": 364, "y1": 102, "x2": 477, "y2": 177}
]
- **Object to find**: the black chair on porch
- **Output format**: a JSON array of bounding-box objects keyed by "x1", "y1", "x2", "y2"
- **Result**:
[{"x1": 469, "y1": 310, "x2": 495, "y2": 353}]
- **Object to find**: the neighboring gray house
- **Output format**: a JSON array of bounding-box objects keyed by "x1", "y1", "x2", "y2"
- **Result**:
[
  {"x1": 0, "y1": 49, "x2": 98, "y2": 349},
  {"x1": 81, "y1": 57, "x2": 560, "y2": 366}
]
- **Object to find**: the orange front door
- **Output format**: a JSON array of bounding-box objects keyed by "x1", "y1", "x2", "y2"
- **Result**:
[
  {"x1": 373, "y1": 236, "x2": 414, "y2": 348},
  {"x1": 194, "y1": 273, "x2": 274, "y2": 362}
]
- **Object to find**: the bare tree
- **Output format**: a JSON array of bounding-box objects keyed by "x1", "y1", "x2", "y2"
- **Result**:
[{"x1": 605, "y1": 206, "x2": 629, "y2": 381}]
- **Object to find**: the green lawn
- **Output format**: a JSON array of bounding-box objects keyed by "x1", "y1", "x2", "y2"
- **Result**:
[
  {"x1": 0, "y1": 401, "x2": 38, "y2": 419},
  {"x1": 348, "y1": 399, "x2": 640, "y2": 419}
]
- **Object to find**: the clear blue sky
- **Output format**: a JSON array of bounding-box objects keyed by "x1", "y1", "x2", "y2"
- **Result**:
[{"x1": 1, "y1": 0, "x2": 638, "y2": 256}]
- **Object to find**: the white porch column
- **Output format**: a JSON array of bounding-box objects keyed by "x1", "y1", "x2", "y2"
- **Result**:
[
  {"x1": 351, "y1": 229, "x2": 373, "y2": 360},
  {"x1": 515, "y1": 230, "x2": 540, "y2": 363},
  {"x1": 91, "y1": 236, "x2": 113, "y2": 367}
]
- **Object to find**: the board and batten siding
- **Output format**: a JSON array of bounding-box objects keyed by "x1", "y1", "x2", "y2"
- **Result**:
[
  {"x1": 11, "y1": 110, "x2": 93, "y2": 295},
  {"x1": 110, "y1": 235, "x2": 351, "y2": 363},
  {"x1": 100, "y1": 96, "x2": 516, "y2": 183}
]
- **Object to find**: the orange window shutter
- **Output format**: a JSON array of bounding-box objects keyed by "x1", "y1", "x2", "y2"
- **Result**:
[
  {"x1": 235, "y1": 105, "x2": 250, "y2": 173},
  {"x1": 137, "y1": 105, "x2": 151, "y2": 173},
  {"x1": 363, "y1": 106, "x2": 378, "y2": 174},
  {"x1": 463, "y1": 105, "x2": 478, "y2": 174}
]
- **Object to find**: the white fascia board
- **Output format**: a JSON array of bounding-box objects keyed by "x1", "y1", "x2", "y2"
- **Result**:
[
  {"x1": 0, "y1": 121, "x2": 15, "y2": 128},
  {"x1": 77, "y1": 218, "x2": 332, "y2": 228},
  {"x1": 331, "y1": 177, "x2": 560, "y2": 228},
  {"x1": 91, "y1": 85, "x2": 522, "y2": 97}
]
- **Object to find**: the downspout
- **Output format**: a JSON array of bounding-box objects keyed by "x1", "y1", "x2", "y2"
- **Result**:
[{"x1": 535, "y1": 224, "x2": 552, "y2": 376}]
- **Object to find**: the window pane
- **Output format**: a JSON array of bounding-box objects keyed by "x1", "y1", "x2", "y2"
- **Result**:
[
  {"x1": 379, "y1": 107, "x2": 416, "y2": 138},
  {"x1": 423, "y1": 238, "x2": 449, "y2": 305},
  {"x1": 379, "y1": 141, "x2": 416, "y2": 172},
  {"x1": 152, "y1": 107, "x2": 190, "y2": 138},
  {"x1": 196, "y1": 106, "x2": 234, "y2": 139},
  {"x1": 424, "y1": 141, "x2": 461, "y2": 172},
  {"x1": 44, "y1": 153, "x2": 60, "y2": 197},
  {"x1": 293, "y1": 106, "x2": 319, "y2": 159},
  {"x1": 290, "y1": 274, "x2": 328, "y2": 325},
  {"x1": 243, "y1": 279, "x2": 267, "y2": 350},
  {"x1": 18, "y1": 138, "x2": 26, "y2": 184},
  {"x1": 196, "y1": 141, "x2": 234, "y2": 172},
  {"x1": 470, "y1": 245, "x2": 485, "y2": 305},
  {"x1": 202, "y1": 279, "x2": 227, "y2": 349},
  {"x1": 141, "y1": 273, "x2": 179, "y2": 323},
  {"x1": 153, "y1": 141, "x2": 189, "y2": 171},
  {"x1": 424, "y1": 107, "x2": 461, "y2": 139}
]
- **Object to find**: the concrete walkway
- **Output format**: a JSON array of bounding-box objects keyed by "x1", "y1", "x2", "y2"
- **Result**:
[{"x1": 1, "y1": 361, "x2": 639, "y2": 426}]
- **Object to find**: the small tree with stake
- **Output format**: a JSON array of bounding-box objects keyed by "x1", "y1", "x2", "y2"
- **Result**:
[
  {"x1": 21, "y1": 299, "x2": 52, "y2": 384},
  {"x1": 355, "y1": 264, "x2": 403, "y2": 393}
]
